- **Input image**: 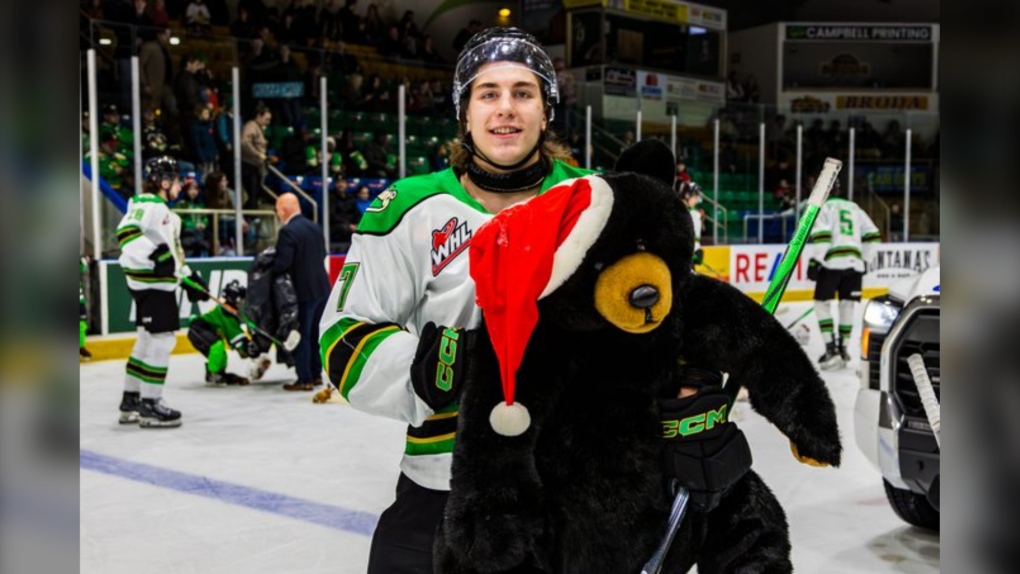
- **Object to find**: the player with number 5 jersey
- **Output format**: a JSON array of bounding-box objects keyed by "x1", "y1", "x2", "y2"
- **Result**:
[{"x1": 807, "y1": 181, "x2": 881, "y2": 370}]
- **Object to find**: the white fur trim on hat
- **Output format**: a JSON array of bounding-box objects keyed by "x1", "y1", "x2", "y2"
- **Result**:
[{"x1": 539, "y1": 175, "x2": 614, "y2": 299}]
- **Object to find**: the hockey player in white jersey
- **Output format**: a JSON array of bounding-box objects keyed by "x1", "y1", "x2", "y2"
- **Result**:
[
  {"x1": 319, "y1": 28, "x2": 592, "y2": 571},
  {"x1": 807, "y1": 179, "x2": 881, "y2": 369},
  {"x1": 116, "y1": 156, "x2": 209, "y2": 427},
  {"x1": 680, "y1": 181, "x2": 705, "y2": 266}
]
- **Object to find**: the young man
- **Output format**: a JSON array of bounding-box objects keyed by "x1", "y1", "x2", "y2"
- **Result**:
[
  {"x1": 116, "y1": 156, "x2": 208, "y2": 427},
  {"x1": 319, "y1": 28, "x2": 590, "y2": 571},
  {"x1": 808, "y1": 181, "x2": 881, "y2": 369}
]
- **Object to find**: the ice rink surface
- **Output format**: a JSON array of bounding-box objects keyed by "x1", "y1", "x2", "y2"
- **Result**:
[{"x1": 80, "y1": 302, "x2": 939, "y2": 573}]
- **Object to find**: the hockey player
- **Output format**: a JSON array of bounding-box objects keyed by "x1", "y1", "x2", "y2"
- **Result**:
[
  {"x1": 318, "y1": 28, "x2": 592, "y2": 570},
  {"x1": 116, "y1": 156, "x2": 209, "y2": 428},
  {"x1": 680, "y1": 181, "x2": 705, "y2": 266},
  {"x1": 808, "y1": 180, "x2": 881, "y2": 369},
  {"x1": 187, "y1": 280, "x2": 264, "y2": 386},
  {"x1": 80, "y1": 257, "x2": 92, "y2": 360}
]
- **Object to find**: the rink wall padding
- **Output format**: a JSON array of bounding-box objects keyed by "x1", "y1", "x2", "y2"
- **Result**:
[
  {"x1": 86, "y1": 333, "x2": 196, "y2": 363},
  {"x1": 696, "y1": 241, "x2": 940, "y2": 302},
  {"x1": 89, "y1": 245, "x2": 937, "y2": 360}
]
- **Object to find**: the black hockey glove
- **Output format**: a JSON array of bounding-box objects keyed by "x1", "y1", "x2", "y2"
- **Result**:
[
  {"x1": 149, "y1": 244, "x2": 176, "y2": 278},
  {"x1": 807, "y1": 258, "x2": 822, "y2": 281},
  {"x1": 182, "y1": 269, "x2": 211, "y2": 303},
  {"x1": 410, "y1": 322, "x2": 476, "y2": 412},
  {"x1": 659, "y1": 366, "x2": 752, "y2": 512}
]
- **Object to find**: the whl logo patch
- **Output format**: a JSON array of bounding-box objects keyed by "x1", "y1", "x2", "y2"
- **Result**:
[{"x1": 431, "y1": 217, "x2": 472, "y2": 276}]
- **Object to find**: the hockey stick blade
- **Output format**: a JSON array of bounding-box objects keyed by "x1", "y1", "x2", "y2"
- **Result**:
[{"x1": 281, "y1": 330, "x2": 301, "y2": 352}]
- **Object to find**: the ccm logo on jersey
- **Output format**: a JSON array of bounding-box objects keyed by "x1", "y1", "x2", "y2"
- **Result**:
[{"x1": 431, "y1": 217, "x2": 472, "y2": 276}]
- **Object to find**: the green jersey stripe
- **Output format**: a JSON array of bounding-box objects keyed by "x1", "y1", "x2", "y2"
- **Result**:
[
  {"x1": 337, "y1": 325, "x2": 402, "y2": 400},
  {"x1": 405, "y1": 433, "x2": 456, "y2": 456},
  {"x1": 126, "y1": 365, "x2": 166, "y2": 384},
  {"x1": 320, "y1": 317, "x2": 366, "y2": 375},
  {"x1": 128, "y1": 357, "x2": 169, "y2": 374},
  {"x1": 129, "y1": 194, "x2": 167, "y2": 205},
  {"x1": 407, "y1": 416, "x2": 458, "y2": 440},
  {"x1": 825, "y1": 247, "x2": 862, "y2": 260}
]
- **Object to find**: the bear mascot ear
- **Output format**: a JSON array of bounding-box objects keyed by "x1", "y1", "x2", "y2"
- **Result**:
[{"x1": 615, "y1": 139, "x2": 676, "y2": 187}]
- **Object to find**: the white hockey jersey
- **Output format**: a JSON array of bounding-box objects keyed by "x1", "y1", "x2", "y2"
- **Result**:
[
  {"x1": 318, "y1": 161, "x2": 592, "y2": 491},
  {"x1": 809, "y1": 198, "x2": 881, "y2": 272},
  {"x1": 116, "y1": 193, "x2": 185, "y2": 292},
  {"x1": 689, "y1": 207, "x2": 703, "y2": 250}
]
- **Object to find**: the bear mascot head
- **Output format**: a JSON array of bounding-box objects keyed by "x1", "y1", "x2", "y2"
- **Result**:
[{"x1": 435, "y1": 140, "x2": 842, "y2": 574}]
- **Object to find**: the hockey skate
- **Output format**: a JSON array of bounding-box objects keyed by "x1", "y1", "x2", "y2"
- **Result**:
[
  {"x1": 837, "y1": 340, "x2": 852, "y2": 365},
  {"x1": 80, "y1": 346, "x2": 93, "y2": 361},
  {"x1": 206, "y1": 368, "x2": 250, "y2": 386},
  {"x1": 247, "y1": 355, "x2": 272, "y2": 381},
  {"x1": 818, "y1": 342, "x2": 846, "y2": 371},
  {"x1": 118, "y1": 391, "x2": 141, "y2": 424},
  {"x1": 138, "y1": 398, "x2": 182, "y2": 428}
]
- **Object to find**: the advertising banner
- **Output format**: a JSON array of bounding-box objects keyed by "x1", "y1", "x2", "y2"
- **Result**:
[
  {"x1": 604, "y1": 67, "x2": 638, "y2": 97},
  {"x1": 780, "y1": 91, "x2": 937, "y2": 113},
  {"x1": 637, "y1": 70, "x2": 665, "y2": 100},
  {"x1": 785, "y1": 25, "x2": 934, "y2": 42},
  {"x1": 725, "y1": 242, "x2": 940, "y2": 301},
  {"x1": 100, "y1": 257, "x2": 254, "y2": 335}
]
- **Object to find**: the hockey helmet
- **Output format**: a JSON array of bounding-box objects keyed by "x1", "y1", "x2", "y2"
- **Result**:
[
  {"x1": 452, "y1": 27, "x2": 559, "y2": 123},
  {"x1": 144, "y1": 155, "x2": 180, "y2": 189},
  {"x1": 221, "y1": 280, "x2": 246, "y2": 306}
]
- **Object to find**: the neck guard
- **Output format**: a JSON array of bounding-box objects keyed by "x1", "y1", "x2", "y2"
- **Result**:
[
  {"x1": 461, "y1": 132, "x2": 548, "y2": 193},
  {"x1": 466, "y1": 157, "x2": 548, "y2": 193}
]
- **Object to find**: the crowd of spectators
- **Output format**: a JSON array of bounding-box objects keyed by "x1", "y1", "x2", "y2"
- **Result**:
[{"x1": 82, "y1": 0, "x2": 471, "y2": 256}]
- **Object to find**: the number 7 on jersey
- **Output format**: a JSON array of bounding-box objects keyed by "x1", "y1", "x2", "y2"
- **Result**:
[{"x1": 335, "y1": 262, "x2": 360, "y2": 312}]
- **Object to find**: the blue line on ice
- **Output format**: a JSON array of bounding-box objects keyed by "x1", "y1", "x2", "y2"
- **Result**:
[{"x1": 80, "y1": 449, "x2": 378, "y2": 536}]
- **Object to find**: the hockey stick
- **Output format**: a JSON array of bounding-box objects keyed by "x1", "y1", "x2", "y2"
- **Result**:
[
  {"x1": 784, "y1": 306, "x2": 815, "y2": 330},
  {"x1": 641, "y1": 158, "x2": 842, "y2": 574},
  {"x1": 181, "y1": 276, "x2": 301, "y2": 352},
  {"x1": 697, "y1": 259, "x2": 727, "y2": 280},
  {"x1": 907, "y1": 354, "x2": 940, "y2": 448},
  {"x1": 761, "y1": 158, "x2": 842, "y2": 314}
]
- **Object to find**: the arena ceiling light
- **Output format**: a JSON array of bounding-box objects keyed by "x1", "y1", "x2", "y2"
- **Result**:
[{"x1": 498, "y1": 7, "x2": 511, "y2": 18}]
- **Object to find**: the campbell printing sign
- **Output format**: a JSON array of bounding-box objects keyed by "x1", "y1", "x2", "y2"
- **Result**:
[
  {"x1": 724, "y1": 242, "x2": 940, "y2": 300},
  {"x1": 786, "y1": 25, "x2": 934, "y2": 42}
]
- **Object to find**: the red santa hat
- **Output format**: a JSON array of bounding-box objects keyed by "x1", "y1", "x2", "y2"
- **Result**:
[{"x1": 469, "y1": 175, "x2": 614, "y2": 436}]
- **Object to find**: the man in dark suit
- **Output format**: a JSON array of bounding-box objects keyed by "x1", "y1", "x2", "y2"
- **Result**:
[{"x1": 273, "y1": 193, "x2": 330, "y2": 391}]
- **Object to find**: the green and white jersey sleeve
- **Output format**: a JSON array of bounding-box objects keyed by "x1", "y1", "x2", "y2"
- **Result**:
[
  {"x1": 319, "y1": 160, "x2": 593, "y2": 491},
  {"x1": 809, "y1": 198, "x2": 881, "y2": 272},
  {"x1": 117, "y1": 193, "x2": 185, "y2": 292}
]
